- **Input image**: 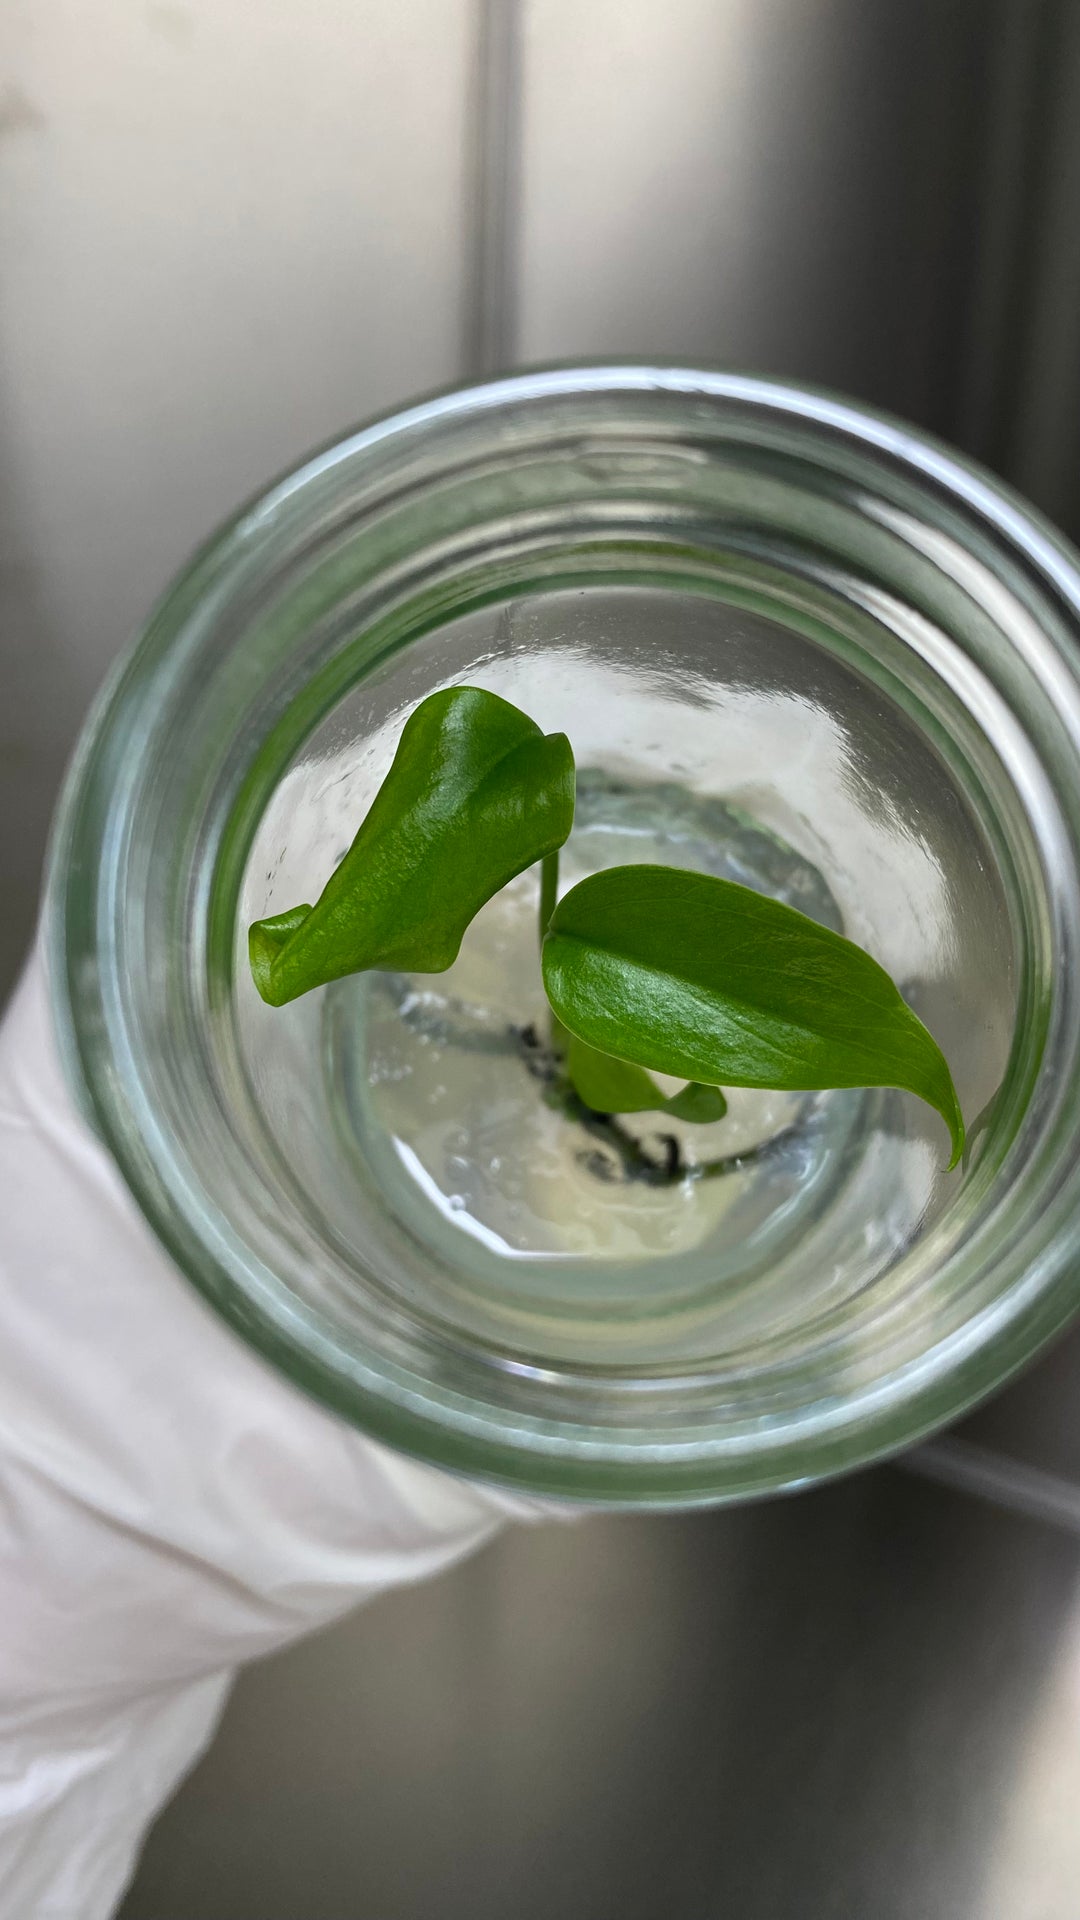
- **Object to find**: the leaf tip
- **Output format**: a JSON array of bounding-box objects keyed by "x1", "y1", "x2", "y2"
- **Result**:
[
  {"x1": 937, "y1": 1076, "x2": 966, "y2": 1170},
  {"x1": 247, "y1": 905, "x2": 312, "y2": 1006}
]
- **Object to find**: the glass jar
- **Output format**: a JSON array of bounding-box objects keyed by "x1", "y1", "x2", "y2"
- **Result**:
[{"x1": 47, "y1": 368, "x2": 1080, "y2": 1505}]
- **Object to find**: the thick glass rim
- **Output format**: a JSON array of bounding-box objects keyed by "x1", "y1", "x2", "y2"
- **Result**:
[{"x1": 46, "y1": 366, "x2": 1080, "y2": 1505}]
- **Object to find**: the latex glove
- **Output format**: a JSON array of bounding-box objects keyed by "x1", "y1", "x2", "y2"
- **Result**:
[{"x1": 0, "y1": 946, "x2": 560, "y2": 1920}]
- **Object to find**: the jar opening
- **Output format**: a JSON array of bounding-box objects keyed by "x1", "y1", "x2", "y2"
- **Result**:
[{"x1": 49, "y1": 369, "x2": 1080, "y2": 1502}]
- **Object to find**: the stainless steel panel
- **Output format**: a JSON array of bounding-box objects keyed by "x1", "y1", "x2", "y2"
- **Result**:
[
  {"x1": 0, "y1": 0, "x2": 475, "y2": 989},
  {"x1": 121, "y1": 1473, "x2": 1080, "y2": 1919},
  {"x1": 517, "y1": 2, "x2": 994, "y2": 420},
  {"x1": 516, "y1": 0, "x2": 1080, "y2": 542}
]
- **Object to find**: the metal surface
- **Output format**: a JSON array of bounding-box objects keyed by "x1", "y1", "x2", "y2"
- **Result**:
[
  {"x1": 949, "y1": 1317, "x2": 1080, "y2": 1502},
  {"x1": 121, "y1": 1471, "x2": 1080, "y2": 1919},
  {"x1": 6, "y1": 5, "x2": 1080, "y2": 1911},
  {"x1": 907, "y1": 1435, "x2": 1080, "y2": 1539},
  {"x1": 464, "y1": 0, "x2": 524, "y2": 378},
  {"x1": 0, "y1": 0, "x2": 475, "y2": 995},
  {"x1": 518, "y1": 0, "x2": 997, "y2": 437},
  {"x1": 516, "y1": 0, "x2": 1080, "y2": 547}
]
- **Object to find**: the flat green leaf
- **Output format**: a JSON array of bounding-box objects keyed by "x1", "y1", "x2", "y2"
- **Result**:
[
  {"x1": 565, "y1": 1031, "x2": 728, "y2": 1124},
  {"x1": 542, "y1": 865, "x2": 965, "y2": 1166},
  {"x1": 249, "y1": 686, "x2": 575, "y2": 1005}
]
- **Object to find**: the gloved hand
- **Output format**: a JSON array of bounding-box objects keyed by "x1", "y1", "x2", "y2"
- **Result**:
[{"x1": 0, "y1": 944, "x2": 560, "y2": 1920}]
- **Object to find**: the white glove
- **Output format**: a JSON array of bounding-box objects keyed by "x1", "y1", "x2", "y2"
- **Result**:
[{"x1": 0, "y1": 945, "x2": 560, "y2": 1920}]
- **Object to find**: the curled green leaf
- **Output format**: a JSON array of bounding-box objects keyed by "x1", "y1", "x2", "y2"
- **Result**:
[
  {"x1": 565, "y1": 1031, "x2": 728, "y2": 1124},
  {"x1": 542, "y1": 865, "x2": 965, "y2": 1166},
  {"x1": 248, "y1": 904, "x2": 312, "y2": 1003},
  {"x1": 249, "y1": 686, "x2": 575, "y2": 1006}
]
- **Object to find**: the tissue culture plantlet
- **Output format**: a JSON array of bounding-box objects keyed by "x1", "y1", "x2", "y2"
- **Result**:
[{"x1": 249, "y1": 686, "x2": 964, "y2": 1180}]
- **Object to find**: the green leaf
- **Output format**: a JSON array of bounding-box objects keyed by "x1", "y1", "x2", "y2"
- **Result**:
[
  {"x1": 663, "y1": 1080, "x2": 732, "y2": 1125},
  {"x1": 248, "y1": 904, "x2": 312, "y2": 1003},
  {"x1": 249, "y1": 686, "x2": 575, "y2": 1006},
  {"x1": 542, "y1": 865, "x2": 965, "y2": 1166},
  {"x1": 565, "y1": 1031, "x2": 728, "y2": 1124}
]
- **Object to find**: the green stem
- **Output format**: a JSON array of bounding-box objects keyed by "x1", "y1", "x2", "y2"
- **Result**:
[
  {"x1": 538, "y1": 848, "x2": 559, "y2": 944},
  {"x1": 513, "y1": 1020, "x2": 794, "y2": 1189},
  {"x1": 539, "y1": 849, "x2": 571, "y2": 1054}
]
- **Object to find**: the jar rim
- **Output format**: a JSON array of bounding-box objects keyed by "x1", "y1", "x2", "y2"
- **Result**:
[{"x1": 46, "y1": 366, "x2": 1080, "y2": 1505}]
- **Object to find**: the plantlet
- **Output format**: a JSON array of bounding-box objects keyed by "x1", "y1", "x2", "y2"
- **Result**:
[{"x1": 249, "y1": 686, "x2": 965, "y2": 1167}]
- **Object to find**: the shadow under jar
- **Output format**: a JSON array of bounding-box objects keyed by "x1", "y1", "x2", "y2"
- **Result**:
[{"x1": 49, "y1": 368, "x2": 1080, "y2": 1504}]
